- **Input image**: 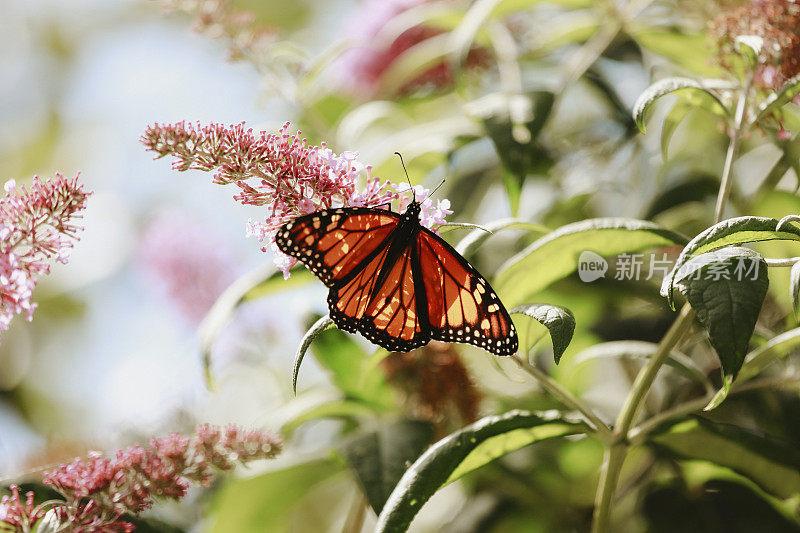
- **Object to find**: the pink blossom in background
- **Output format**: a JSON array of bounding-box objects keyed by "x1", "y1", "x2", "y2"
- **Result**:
[
  {"x1": 138, "y1": 210, "x2": 238, "y2": 324},
  {"x1": 0, "y1": 174, "x2": 90, "y2": 336},
  {"x1": 0, "y1": 424, "x2": 281, "y2": 533},
  {"x1": 335, "y1": 0, "x2": 491, "y2": 98},
  {"x1": 142, "y1": 122, "x2": 451, "y2": 278}
]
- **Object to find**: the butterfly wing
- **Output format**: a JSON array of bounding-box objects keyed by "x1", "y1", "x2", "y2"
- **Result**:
[
  {"x1": 416, "y1": 229, "x2": 518, "y2": 356},
  {"x1": 275, "y1": 207, "x2": 400, "y2": 287},
  {"x1": 327, "y1": 240, "x2": 431, "y2": 352}
]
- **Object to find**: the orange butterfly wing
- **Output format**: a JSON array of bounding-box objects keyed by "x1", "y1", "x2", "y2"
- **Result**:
[
  {"x1": 275, "y1": 207, "x2": 399, "y2": 287},
  {"x1": 416, "y1": 229, "x2": 518, "y2": 355}
]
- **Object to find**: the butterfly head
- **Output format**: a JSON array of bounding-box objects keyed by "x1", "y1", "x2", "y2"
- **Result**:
[{"x1": 403, "y1": 198, "x2": 422, "y2": 220}]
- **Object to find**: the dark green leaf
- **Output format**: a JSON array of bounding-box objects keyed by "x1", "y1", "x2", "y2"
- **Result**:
[
  {"x1": 648, "y1": 417, "x2": 800, "y2": 500},
  {"x1": 673, "y1": 247, "x2": 768, "y2": 382},
  {"x1": 662, "y1": 216, "x2": 800, "y2": 309},
  {"x1": 292, "y1": 315, "x2": 334, "y2": 394},
  {"x1": 510, "y1": 304, "x2": 576, "y2": 363},
  {"x1": 633, "y1": 77, "x2": 729, "y2": 134},
  {"x1": 340, "y1": 420, "x2": 435, "y2": 514},
  {"x1": 375, "y1": 410, "x2": 588, "y2": 532},
  {"x1": 496, "y1": 218, "x2": 687, "y2": 307}
]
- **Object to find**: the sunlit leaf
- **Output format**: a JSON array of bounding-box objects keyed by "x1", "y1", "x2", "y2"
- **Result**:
[
  {"x1": 199, "y1": 265, "x2": 314, "y2": 388},
  {"x1": 632, "y1": 30, "x2": 721, "y2": 76},
  {"x1": 209, "y1": 456, "x2": 345, "y2": 532},
  {"x1": 496, "y1": 218, "x2": 687, "y2": 307},
  {"x1": 633, "y1": 77, "x2": 729, "y2": 134},
  {"x1": 281, "y1": 399, "x2": 377, "y2": 438},
  {"x1": 375, "y1": 410, "x2": 588, "y2": 532},
  {"x1": 661, "y1": 100, "x2": 693, "y2": 160},
  {"x1": 455, "y1": 218, "x2": 549, "y2": 257},
  {"x1": 756, "y1": 73, "x2": 800, "y2": 124}
]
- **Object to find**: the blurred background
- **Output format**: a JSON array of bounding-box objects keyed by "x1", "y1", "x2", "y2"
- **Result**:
[{"x1": 2, "y1": 0, "x2": 800, "y2": 531}]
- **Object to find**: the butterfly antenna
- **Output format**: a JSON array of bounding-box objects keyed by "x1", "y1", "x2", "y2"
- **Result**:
[
  {"x1": 394, "y1": 152, "x2": 415, "y2": 202},
  {"x1": 430, "y1": 178, "x2": 446, "y2": 198}
]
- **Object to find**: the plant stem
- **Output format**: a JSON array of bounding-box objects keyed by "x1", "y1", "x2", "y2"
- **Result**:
[
  {"x1": 591, "y1": 76, "x2": 754, "y2": 532},
  {"x1": 591, "y1": 304, "x2": 694, "y2": 532},
  {"x1": 511, "y1": 354, "x2": 612, "y2": 441}
]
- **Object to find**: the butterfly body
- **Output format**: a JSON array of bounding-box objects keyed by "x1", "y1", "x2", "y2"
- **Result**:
[{"x1": 275, "y1": 200, "x2": 518, "y2": 356}]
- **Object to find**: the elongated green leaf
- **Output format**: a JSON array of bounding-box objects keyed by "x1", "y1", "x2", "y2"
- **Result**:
[
  {"x1": 340, "y1": 420, "x2": 434, "y2": 514},
  {"x1": 662, "y1": 216, "x2": 800, "y2": 308},
  {"x1": 648, "y1": 417, "x2": 800, "y2": 500},
  {"x1": 209, "y1": 456, "x2": 345, "y2": 532},
  {"x1": 375, "y1": 410, "x2": 588, "y2": 532},
  {"x1": 292, "y1": 315, "x2": 334, "y2": 394},
  {"x1": 281, "y1": 399, "x2": 377, "y2": 438},
  {"x1": 633, "y1": 77, "x2": 729, "y2": 134},
  {"x1": 632, "y1": 31, "x2": 722, "y2": 76},
  {"x1": 756, "y1": 73, "x2": 800, "y2": 124},
  {"x1": 661, "y1": 100, "x2": 693, "y2": 160},
  {"x1": 496, "y1": 218, "x2": 687, "y2": 307},
  {"x1": 571, "y1": 341, "x2": 711, "y2": 390},
  {"x1": 737, "y1": 327, "x2": 800, "y2": 382},
  {"x1": 455, "y1": 218, "x2": 549, "y2": 257},
  {"x1": 310, "y1": 324, "x2": 396, "y2": 410},
  {"x1": 510, "y1": 304, "x2": 575, "y2": 363},
  {"x1": 199, "y1": 265, "x2": 315, "y2": 387},
  {"x1": 674, "y1": 247, "x2": 768, "y2": 383}
]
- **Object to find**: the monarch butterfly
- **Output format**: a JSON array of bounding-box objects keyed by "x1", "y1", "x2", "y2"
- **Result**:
[{"x1": 275, "y1": 190, "x2": 518, "y2": 356}]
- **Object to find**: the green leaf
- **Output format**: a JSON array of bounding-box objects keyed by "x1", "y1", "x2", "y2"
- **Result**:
[
  {"x1": 756, "y1": 73, "x2": 800, "y2": 124},
  {"x1": 632, "y1": 30, "x2": 722, "y2": 76},
  {"x1": 281, "y1": 399, "x2": 377, "y2": 439},
  {"x1": 571, "y1": 341, "x2": 711, "y2": 391},
  {"x1": 633, "y1": 77, "x2": 729, "y2": 134},
  {"x1": 661, "y1": 100, "x2": 693, "y2": 160},
  {"x1": 209, "y1": 456, "x2": 345, "y2": 532},
  {"x1": 648, "y1": 417, "x2": 800, "y2": 500},
  {"x1": 661, "y1": 216, "x2": 800, "y2": 309},
  {"x1": 481, "y1": 91, "x2": 555, "y2": 213},
  {"x1": 199, "y1": 265, "x2": 314, "y2": 388},
  {"x1": 734, "y1": 35, "x2": 763, "y2": 66},
  {"x1": 737, "y1": 327, "x2": 800, "y2": 382},
  {"x1": 455, "y1": 218, "x2": 549, "y2": 257},
  {"x1": 375, "y1": 410, "x2": 588, "y2": 533},
  {"x1": 292, "y1": 315, "x2": 335, "y2": 394},
  {"x1": 340, "y1": 420, "x2": 435, "y2": 514},
  {"x1": 510, "y1": 304, "x2": 576, "y2": 363},
  {"x1": 495, "y1": 218, "x2": 687, "y2": 307},
  {"x1": 673, "y1": 247, "x2": 769, "y2": 382},
  {"x1": 310, "y1": 324, "x2": 396, "y2": 410}
]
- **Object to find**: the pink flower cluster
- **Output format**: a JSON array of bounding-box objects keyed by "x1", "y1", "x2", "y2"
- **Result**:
[
  {"x1": 142, "y1": 122, "x2": 451, "y2": 277},
  {"x1": 0, "y1": 174, "x2": 89, "y2": 335},
  {"x1": 138, "y1": 211, "x2": 238, "y2": 324},
  {"x1": 0, "y1": 424, "x2": 281, "y2": 533}
]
